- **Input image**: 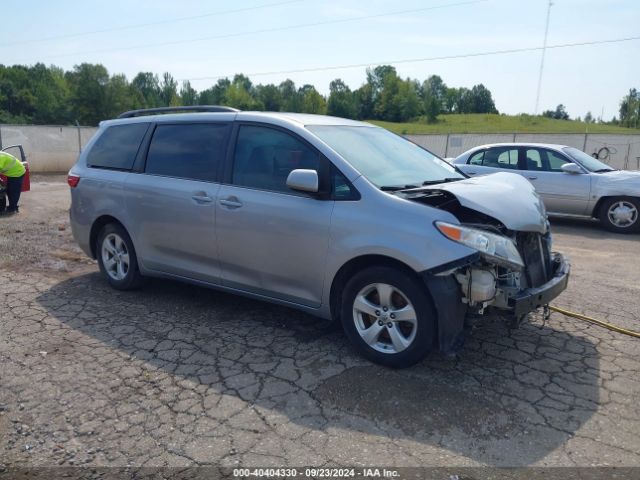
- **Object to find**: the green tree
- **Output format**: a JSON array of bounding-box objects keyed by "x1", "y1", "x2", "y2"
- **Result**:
[
  {"x1": 397, "y1": 79, "x2": 421, "y2": 121},
  {"x1": 225, "y1": 76, "x2": 263, "y2": 110},
  {"x1": 299, "y1": 84, "x2": 326, "y2": 114},
  {"x1": 421, "y1": 75, "x2": 447, "y2": 122},
  {"x1": 279, "y1": 79, "x2": 301, "y2": 112},
  {"x1": 467, "y1": 84, "x2": 498, "y2": 114},
  {"x1": 619, "y1": 88, "x2": 639, "y2": 128},
  {"x1": 131, "y1": 72, "x2": 161, "y2": 107},
  {"x1": 180, "y1": 81, "x2": 198, "y2": 106},
  {"x1": 353, "y1": 83, "x2": 375, "y2": 119},
  {"x1": 255, "y1": 84, "x2": 282, "y2": 111},
  {"x1": 66, "y1": 63, "x2": 110, "y2": 125},
  {"x1": 198, "y1": 78, "x2": 230, "y2": 105},
  {"x1": 106, "y1": 73, "x2": 139, "y2": 118},
  {"x1": 160, "y1": 72, "x2": 179, "y2": 106},
  {"x1": 327, "y1": 79, "x2": 356, "y2": 118},
  {"x1": 542, "y1": 104, "x2": 569, "y2": 120}
]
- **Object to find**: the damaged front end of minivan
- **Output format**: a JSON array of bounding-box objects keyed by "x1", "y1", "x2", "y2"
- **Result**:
[{"x1": 404, "y1": 173, "x2": 570, "y2": 352}]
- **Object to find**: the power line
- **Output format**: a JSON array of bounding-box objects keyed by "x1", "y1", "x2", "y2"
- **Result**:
[
  {"x1": 0, "y1": 0, "x2": 305, "y2": 48},
  {"x1": 11, "y1": 0, "x2": 487, "y2": 63},
  {"x1": 534, "y1": 0, "x2": 553, "y2": 115},
  {"x1": 179, "y1": 35, "x2": 640, "y2": 82}
]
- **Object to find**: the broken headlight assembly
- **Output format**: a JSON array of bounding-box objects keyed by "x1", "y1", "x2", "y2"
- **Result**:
[{"x1": 435, "y1": 221, "x2": 524, "y2": 270}]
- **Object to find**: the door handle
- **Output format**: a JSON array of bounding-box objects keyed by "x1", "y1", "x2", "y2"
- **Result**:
[
  {"x1": 219, "y1": 197, "x2": 243, "y2": 209},
  {"x1": 527, "y1": 176, "x2": 538, "y2": 180},
  {"x1": 192, "y1": 194, "x2": 213, "y2": 204},
  {"x1": 467, "y1": 171, "x2": 477, "y2": 175}
]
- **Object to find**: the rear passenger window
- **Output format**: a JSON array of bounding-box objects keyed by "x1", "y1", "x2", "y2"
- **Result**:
[
  {"x1": 145, "y1": 123, "x2": 229, "y2": 182},
  {"x1": 483, "y1": 147, "x2": 519, "y2": 169},
  {"x1": 232, "y1": 125, "x2": 320, "y2": 194},
  {"x1": 87, "y1": 123, "x2": 149, "y2": 170},
  {"x1": 524, "y1": 149, "x2": 543, "y2": 171},
  {"x1": 469, "y1": 151, "x2": 484, "y2": 165}
]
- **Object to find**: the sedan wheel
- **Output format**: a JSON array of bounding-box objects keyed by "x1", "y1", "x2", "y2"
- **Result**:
[
  {"x1": 607, "y1": 200, "x2": 638, "y2": 229},
  {"x1": 600, "y1": 197, "x2": 640, "y2": 233}
]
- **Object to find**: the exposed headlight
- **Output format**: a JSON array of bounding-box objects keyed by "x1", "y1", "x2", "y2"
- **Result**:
[{"x1": 435, "y1": 221, "x2": 524, "y2": 270}]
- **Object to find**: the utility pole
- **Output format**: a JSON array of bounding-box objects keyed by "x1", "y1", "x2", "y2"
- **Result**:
[{"x1": 534, "y1": 0, "x2": 553, "y2": 115}]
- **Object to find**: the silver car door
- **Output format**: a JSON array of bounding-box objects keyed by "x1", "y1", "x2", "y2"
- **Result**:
[
  {"x1": 520, "y1": 147, "x2": 591, "y2": 215},
  {"x1": 124, "y1": 122, "x2": 230, "y2": 283},
  {"x1": 216, "y1": 124, "x2": 334, "y2": 308}
]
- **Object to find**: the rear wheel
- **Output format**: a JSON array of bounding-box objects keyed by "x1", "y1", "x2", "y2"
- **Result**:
[
  {"x1": 340, "y1": 266, "x2": 436, "y2": 368},
  {"x1": 599, "y1": 197, "x2": 640, "y2": 233},
  {"x1": 96, "y1": 224, "x2": 145, "y2": 290}
]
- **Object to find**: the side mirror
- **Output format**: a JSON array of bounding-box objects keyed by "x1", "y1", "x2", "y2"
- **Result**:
[
  {"x1": 286, "y1": 169, "x2": 319, "y2": 193},
  {"x1": 561, "y1": 163, "x2": 582, "y2": 174}
]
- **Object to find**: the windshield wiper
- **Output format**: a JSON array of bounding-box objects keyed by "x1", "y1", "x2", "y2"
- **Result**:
[
  {"x1": 421, "y1": 177, "x2": 463, "y2": 186},
  {"x1": 380, "y1": 184, "x2": 419, "y2": 191}
]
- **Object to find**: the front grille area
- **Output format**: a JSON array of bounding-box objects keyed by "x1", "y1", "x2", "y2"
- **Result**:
[{"x1": 517, "y1": 232, "x2": 551, "y2": 288}]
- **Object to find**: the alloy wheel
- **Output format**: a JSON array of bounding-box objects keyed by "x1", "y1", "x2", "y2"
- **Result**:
[
  {"x1": 352, "y1": 283, "x2": 417, "y2": 354},
  {"x1": 101, "y1": 233, "x2": 130, "y2": 281}
]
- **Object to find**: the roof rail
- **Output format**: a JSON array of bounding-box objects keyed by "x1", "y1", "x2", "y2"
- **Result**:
[{"x1": 117, "y1": 105, "x2": 240, "y2": 119}]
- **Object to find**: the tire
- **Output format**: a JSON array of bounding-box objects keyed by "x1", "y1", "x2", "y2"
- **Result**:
[
  {"x1": 599, "y1": 197, "x2": 640, "y2": 233},
  {"x1": 0, "y1": 192, "x2": 6, "y2": 212},
  {"x1": 340, "y1": 266, "x2": 437, "y2": 368},
  {"x1": 96, "y1": 223, "x2": 145, "y2": 290}
]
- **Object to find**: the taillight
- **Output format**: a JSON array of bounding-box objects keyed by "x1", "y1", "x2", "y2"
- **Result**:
[{"x1": 67, "y1": 175, "x2": 80, "y2": 188}]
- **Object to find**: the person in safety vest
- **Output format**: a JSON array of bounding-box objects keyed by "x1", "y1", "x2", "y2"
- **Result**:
[{"x1": 0, "y1": 151, "x2": 26, "y2": 216}]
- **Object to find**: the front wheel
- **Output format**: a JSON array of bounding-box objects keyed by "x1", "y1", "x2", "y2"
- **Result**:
[
  {"x1": 599, "y1": 197, "x2": 640, "y2": 233},
  {"x1": 340, "y1": 266, "x2": 437, "y2": 368},
  {"x1": 96, "y1": 223, "x2": 145, "y2": 290}
]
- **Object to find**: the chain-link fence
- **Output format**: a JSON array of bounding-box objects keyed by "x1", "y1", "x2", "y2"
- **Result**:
[{"x1": 2, "y1": 124, "x2": 640, "y2": 173}]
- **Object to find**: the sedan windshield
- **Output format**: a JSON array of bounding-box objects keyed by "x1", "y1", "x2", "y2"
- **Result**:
[
  {"x1": 307, "y1": 125, "x2": 463, "y2": 188},
  {"x1": 563, "y1": 147, "x2": 615, "y2": 172}
]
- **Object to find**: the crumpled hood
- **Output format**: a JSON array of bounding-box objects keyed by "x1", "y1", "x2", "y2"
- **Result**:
[
  {"x1": 426, "y1": 172, "x2": 547, "y2": 233},
  {"x1": 593, "y1": 170, "x2": 640, "y2": 197}
]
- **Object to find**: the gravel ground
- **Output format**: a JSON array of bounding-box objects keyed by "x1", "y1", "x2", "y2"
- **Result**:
[{"x1": 0, "y1": 179, "x2": 639, "y2": 472}]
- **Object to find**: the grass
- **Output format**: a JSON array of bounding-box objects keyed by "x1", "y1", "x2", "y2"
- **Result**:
[{"x1": 369, "y1": 114, "x2": 637, "y2": 135}]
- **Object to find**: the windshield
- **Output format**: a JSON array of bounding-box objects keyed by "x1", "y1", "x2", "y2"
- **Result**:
[
  {"x1": 563, "y1": 147, "x2": 614, "y2": 172},
  {"x1": 306, "y1": 125, "x2": 463, "y2": 188}
]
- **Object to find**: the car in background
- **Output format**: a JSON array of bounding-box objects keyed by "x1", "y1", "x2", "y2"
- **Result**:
[
  {"x1": 453, "y1": 143, "x2": 640, "y2": 233},
  {"x1": 0, "y1": 145, "x2": 30, "y2": 212}
]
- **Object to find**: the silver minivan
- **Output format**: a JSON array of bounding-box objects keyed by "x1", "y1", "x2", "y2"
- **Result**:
[{"x1": 69, "y1": 107, "x2": 570, "y2": 368}]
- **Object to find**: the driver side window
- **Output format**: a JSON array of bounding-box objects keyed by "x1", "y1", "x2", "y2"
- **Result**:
[
  {"x1": 546, "y1": 150, "x2": 572, "y2": 172},
  {"x1": 232, "y1": 125, "x2": 320, "y2": 194}
]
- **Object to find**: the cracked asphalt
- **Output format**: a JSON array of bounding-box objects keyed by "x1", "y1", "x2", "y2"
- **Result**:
[{"x1": 0, "y1": 176, "x2": 639, "y2": 469}]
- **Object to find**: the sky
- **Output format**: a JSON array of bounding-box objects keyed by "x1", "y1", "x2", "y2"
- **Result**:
[{"x1": 2, "y1": 0, "x2": 638, "y2": 119}]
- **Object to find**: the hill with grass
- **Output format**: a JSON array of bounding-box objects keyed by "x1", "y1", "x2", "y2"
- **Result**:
[{"x1": 370, "y1": 114, "x2": 636, "y2": 135}]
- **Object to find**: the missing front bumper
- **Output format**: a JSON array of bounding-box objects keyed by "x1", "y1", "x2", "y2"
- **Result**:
[{"x1": 508, "y1": 253, "x2": 570, "y2": 316}]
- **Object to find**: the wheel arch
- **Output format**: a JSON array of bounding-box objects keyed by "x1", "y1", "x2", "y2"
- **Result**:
[
  {"x1": 89, "y1": 215, "x2": 128, "y2": 259},
  {"x1": 591, "y1": 195, "x2": 611, "y2": 218},
  {"x1": 329, "y1": 254, "x2": 422, "y2": 323},
  {"x1": 592, "y1": 195, "x2": 640, "y2": 217},
  {"x1": 329, "y1": 254, "x2": 467, "y2": 354}
]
